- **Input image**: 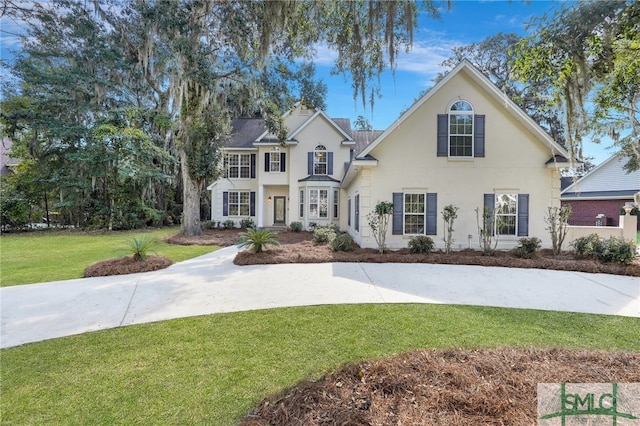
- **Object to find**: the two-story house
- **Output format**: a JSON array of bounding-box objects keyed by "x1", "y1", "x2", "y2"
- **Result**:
[
  {"x1": 207, "y1": 103, "x2": 369, "y2": 230},
  {"x1": 208, "y1": 60, "x2": 571, "y2": 250}
]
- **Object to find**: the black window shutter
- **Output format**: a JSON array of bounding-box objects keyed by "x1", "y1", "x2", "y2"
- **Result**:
[
  {"x1": 392, "y1": 192, "x2": 403, "y2": 235},
  {"x1": 250, "y1": 154, "x2": 256, "y2": 178},
  {"x1": 437, "y1": 114, "x2": 448, "y2": 157},
  {"x1": 223, "y1": 192, "x2": 229, "y2": 216},
  {"x1": 250, "y1": 192, "x2": 256, "y2": 216},
  {"x1": 264, "y1": 153, "x2": 270, "y2": 172},
  {"x1": 355, "y1": 194, "x2": 360, "y2": 232},
  {"x1": 328, "y1": 152, "x2": 334, "y2": 175},
  {"x1": 308, "y1": 152, "x2": 313, "y2": 175},
  {"x1": 474, "y1": 115, "x2": 485, "y2": 157},
  {"x1": 280, "y1": 152, "x2": 286, "y2": 172},
  {"x1": 517, "y1": 194, "x2": 529, "y2": 236},
  {"x1": 348, "y1": 199, "x2": 351, "y2": 226},
  {"x1": 426, "y1": 193, "x2": 437, "y2": 235}
]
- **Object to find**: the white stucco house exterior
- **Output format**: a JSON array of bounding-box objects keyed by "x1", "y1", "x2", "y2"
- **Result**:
[{"x1": 208, "y1": 60, "x2": 571, "y2": 250}]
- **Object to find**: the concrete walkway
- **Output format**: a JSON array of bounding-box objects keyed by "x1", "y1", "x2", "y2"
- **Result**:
[{"x1": 2, "y1": 245, "x2": 639, "y2": 348}]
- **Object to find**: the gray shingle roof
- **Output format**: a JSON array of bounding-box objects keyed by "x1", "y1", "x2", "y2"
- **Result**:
[
  {"x1": 352, "y1": 130, "x2": 383, "y2": 156},
  {"x1": 225, "y1": 118, "x2": 267, "y2": 149}
]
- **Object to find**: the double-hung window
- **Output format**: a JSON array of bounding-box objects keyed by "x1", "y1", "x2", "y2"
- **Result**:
[
  {"x1": 313, "y1": 145, "x2": 327, "y2": 175},
  {"x1": 228, "y1": 191, "x2": 250, "y2": 216},
  {"x1": 449, "y1": 101, "x2": 473, "y2": 157},
  {"x1": 404, "y1": 193, "x2": 425, "y2": 234},
  {"x1": 484, "y1": 193, "x2": 529, "y2": 237},
  {"x1": 269, "y1": 148, "x2": 280, "y2": 172},
  {"x1": 495, "y1": 194, "x2": 517, "y2": 235},
  {"x1": 226, "y1": 153, "x2": 251, "y2": 178},
  {"x1": 333, "y1": 189, "x2": 339, "y2": 218},
  {"x1": 309, "y1": 189, "x2": 328, "y2": 218}
]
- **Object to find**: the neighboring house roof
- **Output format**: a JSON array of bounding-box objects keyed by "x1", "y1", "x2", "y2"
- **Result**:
[
  {"x1": 358, "y1": 60, "x2": 571, "y2": 161},
  {"x1": 0, "y1": 138, "x2": 20, "y2": 175},
  {"x1": 561, "y1": 153, "x2": 640, "y2": 200}
]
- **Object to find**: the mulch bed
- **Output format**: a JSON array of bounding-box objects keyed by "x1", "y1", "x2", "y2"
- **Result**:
[
  {"x1": 231, "y1": 231, "x2": 640, "y2": 277},
  {"x1": 82, "y1": 255, "x2": 173, "y2": 278},
  {"x1": 241, "y1": 348, "x2": 640, "y2": 426}
]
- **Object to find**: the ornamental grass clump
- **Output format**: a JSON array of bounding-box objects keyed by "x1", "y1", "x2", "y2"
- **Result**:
[
  {"x1": 126, "y1": 235, "x2": 159, "y2": 261},
  {"x1": 237, "y1": 228, "x2": 280, "y2": 253}
]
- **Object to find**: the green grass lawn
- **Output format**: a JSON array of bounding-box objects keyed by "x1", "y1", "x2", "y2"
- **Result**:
[
  {"x1": 0, "y1": 227, "x2": 219, "y2": 286},
  {"x1": 2, "y1": 304, "x2": 639, "y2": 425}
]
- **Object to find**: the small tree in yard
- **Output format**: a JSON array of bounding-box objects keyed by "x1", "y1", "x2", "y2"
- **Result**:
[
  {"x1": 476, "y1": 206, "x2": 498, "y2": 255},
  {"x1": 442, "y1": 204, "x2": 459, "y2": 254},
  {"x1": 367, "y1": 201, "x2": 394, "y2": 253},
  {"x1": 545, "y1": 206, "x2": 572, "y2": 255}
]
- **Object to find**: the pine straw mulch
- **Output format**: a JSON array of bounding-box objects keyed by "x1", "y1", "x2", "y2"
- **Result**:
[
  {"x1": 241, "y1": 348, "x2": 640, "y2": 426},
  {"x1": 230, "y1": 230, "x2": 640, "y2": 277},
  {"x1": 82, "y1": 255, "x2": 173, "y2": 278}
]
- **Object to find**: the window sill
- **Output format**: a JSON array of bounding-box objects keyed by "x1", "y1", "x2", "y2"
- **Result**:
[{"x1": 447, "y1": 156, "x2": 475, "y2": 162}]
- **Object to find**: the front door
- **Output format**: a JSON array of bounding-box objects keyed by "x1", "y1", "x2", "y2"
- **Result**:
[{"x1": 274, "y1": 196, "x2": 286, "y2": 224}]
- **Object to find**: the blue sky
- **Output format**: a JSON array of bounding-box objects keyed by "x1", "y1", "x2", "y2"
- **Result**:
[
  {"x1": 0, "y1": 0, "x2": 613, "y2": 164},
  {"x1": 316, "y1": 0, "x2": 613, "y2": 165}
]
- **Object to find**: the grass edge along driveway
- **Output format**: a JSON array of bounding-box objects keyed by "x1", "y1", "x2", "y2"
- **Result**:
[{"x1": 2, "y1": 304, "x2": 639, "y2": 425}]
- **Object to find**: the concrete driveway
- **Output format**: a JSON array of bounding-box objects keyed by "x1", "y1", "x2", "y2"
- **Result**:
[{"x1": 2, "y1": 245, "x2": 639, "y2": 348}]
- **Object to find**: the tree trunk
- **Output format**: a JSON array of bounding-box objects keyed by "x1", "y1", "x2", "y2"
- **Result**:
[{"x1": 180, "y1": 149, "x2": 204, "y2": 237}]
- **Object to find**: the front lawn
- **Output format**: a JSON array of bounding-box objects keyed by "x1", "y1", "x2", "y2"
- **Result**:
[
  {"x1": 0, "y1": 227, "x2": 219, "y2": 286},
  {"x1": 2, "y1": 304, "x2": 639, "y2": 425}
]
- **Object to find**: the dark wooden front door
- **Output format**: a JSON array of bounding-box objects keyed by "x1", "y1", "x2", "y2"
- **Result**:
[{"x1": 274, "y1": 196, "x2": 286, "y2": 224}]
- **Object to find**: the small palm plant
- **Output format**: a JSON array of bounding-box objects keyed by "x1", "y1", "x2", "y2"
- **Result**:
[
  {"x1": 237, "y1": 228, "x2": 280, "y2": 253},
  {"x1": 126, "y1": 235, "x2": 159, "y2": 261}
]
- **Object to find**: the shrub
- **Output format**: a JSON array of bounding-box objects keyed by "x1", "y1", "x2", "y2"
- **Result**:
[
  {"x1": 289, "y1": 221, "x2": 303, "y2": 232},
  {"x1": 201, "y1": 220, "x2": 216, "y2": 230},
  {"x1": 515, "y1": 237, "x2": 541, "y2": 259},
  {"x1": 330, "y1": 232, "x2": 354, "y2": 252},
  {"x1": 313, "y1": 226, "x2": 337, "y2": 244},
  {"x1": 598, "y1": 237, "x2": 637, "y2": 265},
  {"x1": 237, "y1": 228, "x2": 280, "y2": 253},
  {"x1": 570, "y1": 234, "x2": 637, "y2": 264},
  {"x1": 408, "y1": 235, "x2": 434, "y2": 254},
  {"x1": 223, "y1": 219, "x2": 236, "y2": 229},
  {"x1": 313, "y1": 225, "x2": 337, "y2": 244},
  {"x1": 240, "y1": 217, "x2": 255, "y2": 229},
  {"x1": 125, "y1": 235, "x2": 159, "y2": 261},
  {"x1": 571, "y1": 234, "x2": 604, "y2": 258}
]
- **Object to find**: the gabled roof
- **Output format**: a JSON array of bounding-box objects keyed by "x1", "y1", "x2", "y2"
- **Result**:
[
  {"x1": 288, "y1": 110, "x2": 354, "y2": 143},
  {"x1": 358, "y1": 60, "x2": 570, "y2": 160},
  {"x1": 224, "y1": 106, "x2": 356, "y2": 149},
  {"x1": 561, "y1": 153, "x2": 640, "y2": 199}
]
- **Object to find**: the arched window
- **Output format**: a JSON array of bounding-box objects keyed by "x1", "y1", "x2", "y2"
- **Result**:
[
  {"x1": 448, "y1": 101, "x2": 473, "y2": 157},
  {"x1": 313, "y1": 145, "x2": 327, "y2": 175}
]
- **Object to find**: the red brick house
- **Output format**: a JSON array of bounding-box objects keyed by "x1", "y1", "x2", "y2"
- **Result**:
[{"x1": 561, "y1": 154, "x2": 640, "y2": 229}]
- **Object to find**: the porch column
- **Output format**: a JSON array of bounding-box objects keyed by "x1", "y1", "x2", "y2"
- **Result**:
[{"x1": 257, "y1": 185, "x2": 264, "y2": 227}]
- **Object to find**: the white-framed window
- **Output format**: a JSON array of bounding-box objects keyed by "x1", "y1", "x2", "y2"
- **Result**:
[
  {"x1": 228, "y1": 191, "x2": 250, "y2": 216},
  {"x1": 299, "y1": 189, "x2": 304, "y2": 218},
  {"x1": 333, "y1": 189, "x2": 339, "y2": 218},
  {"x1": 226, "y1": 153, "x2": 251, "y2": 178},
  {"x1": 313, "y1": 145, "x2": 327, "y2": 175},
  {"x1": 495, "y1": 193, "x2": 517, "y2": 235},
  {"x1": 269, "y1": 147, "x2": 280, "y2": 172},
  {"x1": 449, "y1": 100, "x2": 473, "y2": 157},
  {"x1": 309, "y1": 189, "x2": 328, "y2": 218},
  {"x1": 404, "y1": 193, "x2": 425, "y2": 234}
]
